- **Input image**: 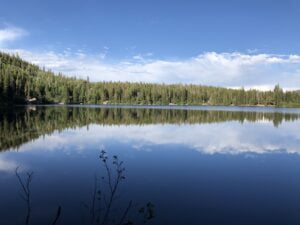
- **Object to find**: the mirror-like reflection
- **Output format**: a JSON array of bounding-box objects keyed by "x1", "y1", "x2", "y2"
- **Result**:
[
  {"x1": 1, "y1": 106, "x2": 300, "y2": 152},
  {"x1": 1, "y1": 105, "x2": 300, "y2": 225}
]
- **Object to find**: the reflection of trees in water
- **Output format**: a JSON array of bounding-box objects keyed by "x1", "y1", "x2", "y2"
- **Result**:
[
  {"x1": 1, "y1": 106, "x2": 300, "y2": 151},
  {"x1": 15, "y1": 151, "x2": 155, "y2": 225}
]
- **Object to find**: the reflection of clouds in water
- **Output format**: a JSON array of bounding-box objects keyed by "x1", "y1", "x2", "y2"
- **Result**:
[
  {"x1": 17, "y1": 121, "x2": 300, "y2": 155},
  {"x1": 20, "y1": 129, "x2": 95, "y2": 153},
  {"x1": 0, "y1": 156, "x2": 18, "y2": 172}
]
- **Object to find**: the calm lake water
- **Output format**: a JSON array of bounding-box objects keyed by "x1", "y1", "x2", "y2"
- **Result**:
[{"x1": 1, "y1": 105, "x2": 300, "y2": 225}]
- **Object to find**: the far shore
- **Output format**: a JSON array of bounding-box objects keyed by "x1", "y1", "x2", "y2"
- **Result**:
[{"x1": 3, "y1": 103, "x2": 300, "y2": 114}]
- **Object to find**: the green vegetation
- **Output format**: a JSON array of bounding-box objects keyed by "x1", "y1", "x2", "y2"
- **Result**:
[
  {"x1": 1, "y1": 106, "x2": 300, "y2": 151},
  {"x1": 1, "y1": 52, "x2": 300, "y2": 107}
]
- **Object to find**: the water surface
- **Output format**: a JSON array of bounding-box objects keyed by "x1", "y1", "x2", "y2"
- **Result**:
[{"x1": 1, "y1": 106, "x2": 300, "y2": 225}]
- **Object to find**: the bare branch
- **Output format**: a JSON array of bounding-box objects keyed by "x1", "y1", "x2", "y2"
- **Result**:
[{"x1": 15, "y1": 167, "x2": 34, "y2": 225}]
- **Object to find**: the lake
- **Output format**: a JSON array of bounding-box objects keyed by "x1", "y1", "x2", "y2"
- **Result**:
[{"x1": 1, "y1": 105, "x2": 300, "y2": 225}]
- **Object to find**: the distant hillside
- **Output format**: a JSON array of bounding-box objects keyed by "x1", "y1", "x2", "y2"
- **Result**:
[{"x1": 1, "y1": 52, "x2": 300, "y2": 107}]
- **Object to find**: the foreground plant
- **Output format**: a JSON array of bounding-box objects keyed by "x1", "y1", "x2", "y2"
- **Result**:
[
  {"x1": 82, "y1": 150, "x2": 155, "y2": 225},
  {"x1": 15, "y1": 151, "x2": 155, "y2": 225},
  {"x1": 15, "y1": 167, "x2": 61, "y2": 225},
  {"x1": 15, "y1": 167, "x2": 33, "y2": 225}
]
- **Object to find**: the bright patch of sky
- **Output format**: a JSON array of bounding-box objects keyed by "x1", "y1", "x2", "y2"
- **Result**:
[{"x1": 1, "y1": 0, "x2": 300, "y2": 90}]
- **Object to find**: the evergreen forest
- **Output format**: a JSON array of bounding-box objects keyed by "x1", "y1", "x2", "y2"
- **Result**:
[{"x1": 1, "y1": 52, "x2": 300, "y2": 107}]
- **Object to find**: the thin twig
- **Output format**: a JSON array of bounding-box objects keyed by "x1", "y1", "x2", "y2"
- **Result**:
[
  {"x1": 15, "y1": 167, "x2": 34, "y2": 225},
  {"x1": 117, "y1": 200, "x2": 133, "y2": 225},
  {"x1": 51, "y1": 206, "x2": 61, "y2": 225}
]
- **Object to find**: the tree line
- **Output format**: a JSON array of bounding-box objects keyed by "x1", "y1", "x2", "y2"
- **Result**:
[{"x1": 1, "y1": 52, "x2": 300, "y2": 107}]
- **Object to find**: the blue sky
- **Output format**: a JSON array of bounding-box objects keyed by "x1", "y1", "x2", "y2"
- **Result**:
[{"x1": 1, "y1": 0, "x2": 300, "y2": 89}]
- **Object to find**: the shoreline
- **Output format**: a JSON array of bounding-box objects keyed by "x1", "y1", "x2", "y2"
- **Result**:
[{"x1": 2, "y1": 103, "x2": 300, "y2": 114}]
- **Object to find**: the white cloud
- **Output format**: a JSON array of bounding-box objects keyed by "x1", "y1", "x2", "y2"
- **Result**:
[
  {"x1": 0, "y1": 27, "x2": 27, "y2": 47},
  {"x1": 2, "y1": 47, "x2": 300, "y2": 90}
]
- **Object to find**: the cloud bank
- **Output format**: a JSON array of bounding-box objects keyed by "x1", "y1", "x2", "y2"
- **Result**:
[
  {"x1": 0, "y1": 27, "x2": 27, "y2": 47},
  {"x1": 1, "y1": 26, "x2": 300, "y2": 90}
]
